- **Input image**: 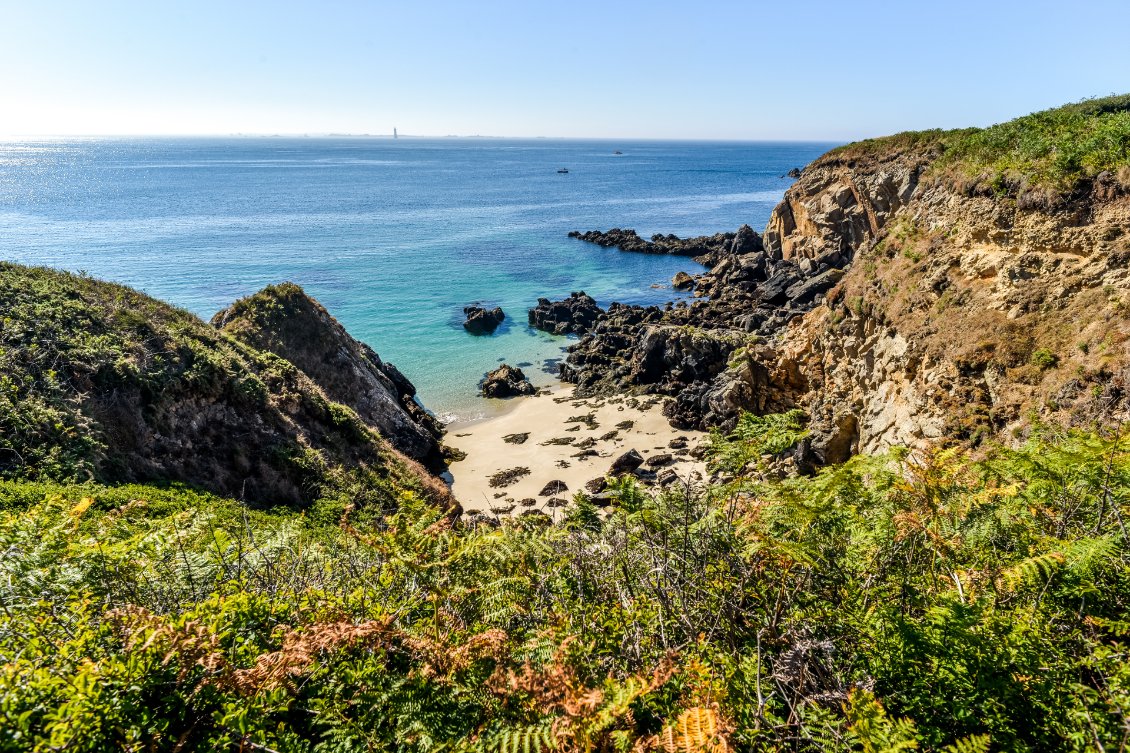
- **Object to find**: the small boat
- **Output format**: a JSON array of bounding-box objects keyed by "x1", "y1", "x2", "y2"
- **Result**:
[
  {"x1": 613, "y1": 150, "x2": 623, "y2": 155},
  {"x1": 557, "y1": 168, "x2": 569, "y2": 174}
]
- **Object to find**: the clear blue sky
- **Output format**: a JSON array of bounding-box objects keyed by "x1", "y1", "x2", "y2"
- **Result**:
[{"x1": 3, "y1": 0, "x2": 1128, "y2": 140}]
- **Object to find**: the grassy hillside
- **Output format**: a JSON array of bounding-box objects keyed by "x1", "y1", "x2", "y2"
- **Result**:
[
  {"x1": 830, "y1": 94, "x2": 1130, "y2": 191},
  {"x1": 1, "y1": 416, "x2": 1127, "y2": 751},
  {"x1": 0, "y1": 263, "x2": 448, "y2": 513}
]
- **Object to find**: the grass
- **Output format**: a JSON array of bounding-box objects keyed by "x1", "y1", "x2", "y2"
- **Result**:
[
  {"x1": 829, "y1": 94, "x2": 1130, "y2": 192},
  {"x1": 0, "y1": 262, "x2": 446, "y2": 515}
]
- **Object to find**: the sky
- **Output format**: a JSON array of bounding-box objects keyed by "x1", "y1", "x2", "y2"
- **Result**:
[{"x1": 2, "y1": 0, "x2": 1129, "y2": 141}]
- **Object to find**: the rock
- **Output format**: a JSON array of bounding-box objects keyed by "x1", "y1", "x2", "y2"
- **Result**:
[
  {"x1": 787, "y1": 167, "x2": 802, "y2": 178},
  {"x1": 784, "y1": 268, "x2": 845, "y2": 304},
  {"x1": 585, "y1": 477, "x2": 607, "y2": 494},
  {"x1": 463, "y1": 305, "x2": 505, "y2": 335},
  {"x1": 3, "y1": 269, "x2": 456, "y2": 514},
  {"x1": 528, "y1": 292, "x2": 603, "y2": 335},
  {"x1": 546, "y1": 497, "x2": 568, "y2": 508},
  {"x1": 656, "y1": 469, "x2": 679, "y2": 486},
  {"x1": 609, "y1": 449, "x2": 644, "y2": 476},
  {"x1": 539, "y1": 480, "x2": 569, "y2": 496},
  {"x1": 645, "y1": 453, "x2": 674, "y2": 468},
  {"x1": 487, "y1": 466, "x2": 531, "y2": 488},
  {"x1": 502, "y1": 432, "x2": 530, "y2": 444},
  {"x1": 672, "y1": 271, "x2": 695, "y2": 290},
  {"x1": 480, "y1": 364, "x2": 536, "y2": 398},
  {"x1": 568, "y1": 228, "x2": 737, "y2": 258},
  {"x1": 730, "y1": 224, "x2": 764, "y2": 255}
]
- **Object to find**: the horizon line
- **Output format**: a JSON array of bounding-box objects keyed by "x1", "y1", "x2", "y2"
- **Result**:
[{"x1": 0, "y1": 132, "x2": 848, "y2": 144}]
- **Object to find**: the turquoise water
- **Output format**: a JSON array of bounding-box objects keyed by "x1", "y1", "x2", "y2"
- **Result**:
[{"x1": 0, "y1": 137, "x2": 835, "y2": 420}]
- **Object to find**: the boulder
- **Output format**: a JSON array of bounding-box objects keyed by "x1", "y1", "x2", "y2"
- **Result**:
[
  {"x1": 786, "y1": 167, "x2": 802, "y2": 178},
  {"x1": 463, "y1": 305, "x2": 505, "y2": 335},
  {"x1": 528, "y1": 292, "x2": 603, "y2": 335},
  {"x1": 730, "y1": 224, "x2": 764, "y2": 255},
  {"x1": 480, "y1": 364, "x2": 536, "y2": 398},
  {"x1": 609, "y1": 449, "x2": 644, "y2": 476},
  {"x1": 784, "y1": 268, "x2": 845, "y2": 305},
  {"x1": 672, "y1": 271, "x2": 695, "y2": 290}
]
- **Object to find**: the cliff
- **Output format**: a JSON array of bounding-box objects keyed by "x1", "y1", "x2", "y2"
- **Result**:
[
  {"x1": 560, "y1": 95, "x2": 1130, "y2": 464},
  {"x1": 212, "y1": 283, "x2": 446, "y2": 466},
  {"x1": 0, "y1": 264, "x2": 453, "y2": 511},
  {"x1": 750, "y1": 95, "x2": 1130, "y2": 459}
]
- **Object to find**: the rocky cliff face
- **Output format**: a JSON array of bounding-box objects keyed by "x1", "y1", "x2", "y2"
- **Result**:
[
  {"x1": 749, "y1": 143, "x2": 1130, "y2": 459},
  {"x1": 212, "y1": 283, "x2": 446, "y2": 466},
  {"x1": 0, "y1": 265, "x2": 453, "y2": 511},
  {"x1": 563, "y1": 122, "x2": 1130, "y2": 463}
]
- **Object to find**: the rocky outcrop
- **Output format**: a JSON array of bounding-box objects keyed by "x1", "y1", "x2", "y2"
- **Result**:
[
  {"x1": 480, "y1": 364, "x2": 536, "y2": 398},
  {"x1": 0, "y1": 265, "x2": 454, "y2": 512},
  {"x1": 672, "y1": 271, "x2": 695, "y2": 290},
  {"x1": 758, "y1": 138, "x2": 1130, "y2": 459},
  {"x1": 559, "y1": 223, "x2": 836, "y2": 430},
  {"x1": 463, "y1": 305, "x2": 505, "y2": 335},
  {"x1": 569, "y1": 228, "x2": 737, "y2": 257},
  {"x1": 528, "y1": 292, "x2": 603, "y2": 335},
  {"x1": 565, "y1": 120, "x2": 1130, "y2": 459},
  {"x1": 212, "y1": 283, "x2": 445, "y2": 465}
]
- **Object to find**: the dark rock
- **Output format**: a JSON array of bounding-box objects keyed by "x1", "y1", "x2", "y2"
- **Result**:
[
  {"x1": 590, "y1": 491, "x2": 615, "y2": 507},
  {"x1": 463, "y1": 305, "x2": 505, "y2": 335},
  {"x1": 546, "y1": 497, "x2": 568, "y2": 508},
  {"x1": 502, "y1": 432, "x2": 530, "y2": 444},
  {"x1": 656, "y1": 469, "x2": 679, "y2": 486},
  {"x1": 539, "y1": 480, "x2": 569, "y2": 496},
  {"x1": 480, "y1": 364, "x2": 536, "y2": 398},
  {"x1": 787, "y1": 167, "x2": 802, "y2": 178},
  {"x1": 528, "y1": 292, "x2": 603, "y2": 335},
  {"x1": 758, "y1": 266, "x2": 802, "y2": 304},
  {"x1": 645, "y1": 453, "x2": 674, "y2": 468},
  {"x1": 568, "y1": 228, "x2": 736, "y2": 258},
  {"x1": 585, "y1": 477, "x2": 608, "y2": 494},
  {"x1": 730, "y1": 224, "x2": 764, "y2": 255},
  {"x1": 609, "y1": 449, "x2": 644, "y2": 476},
  {"x1": 487, "y1": 466, "x2": 531, "y2": 488},
  {"x1": 784, "y1": 268, "x2": 845, "y2": 304}
]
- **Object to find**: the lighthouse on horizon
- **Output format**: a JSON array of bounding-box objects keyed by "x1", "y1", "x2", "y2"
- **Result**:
[{"x1": 393, "y1": 127, "x2": 398, "y2": 139}]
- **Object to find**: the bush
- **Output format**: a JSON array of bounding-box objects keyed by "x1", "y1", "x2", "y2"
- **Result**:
[{"x1": 0, "y1": 422, "x2": 1128, "y2": 750}]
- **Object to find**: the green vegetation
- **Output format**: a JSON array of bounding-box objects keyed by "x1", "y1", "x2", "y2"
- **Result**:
[
  {"x1": 1030, "y1": 348, "x2": 1060, "y2": 371},
  {"x1": 0, "y1": 263, "x2": 444, "y2": 513},
  {"x1": 832, "y1": 94, "x2": 1130, "y2": 192},
  {"x1": 940, "y1": 95, "x2": 1130, "y2": 191},
  {"x1": 1, "y1": 413, "x2": 1128, "y2": 751}
]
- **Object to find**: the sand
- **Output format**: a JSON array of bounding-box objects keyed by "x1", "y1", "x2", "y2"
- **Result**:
[{"x1": 445, "y1": 382, "x2": 707, "y2": 516}]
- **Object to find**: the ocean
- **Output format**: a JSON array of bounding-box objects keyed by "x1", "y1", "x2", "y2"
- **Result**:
[{"x1": 0, "y1": 137, "x2": 835, "y2": 421}]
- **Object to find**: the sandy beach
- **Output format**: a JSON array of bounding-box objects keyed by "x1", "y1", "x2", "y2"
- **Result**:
[{"x1": 445, "y1": 382, "x2": 707, "y2": 515}]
